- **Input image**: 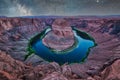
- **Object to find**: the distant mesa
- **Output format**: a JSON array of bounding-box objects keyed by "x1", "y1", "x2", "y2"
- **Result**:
[{"x1": 42, "y1": 19, "x2": 75, "y2": 51}]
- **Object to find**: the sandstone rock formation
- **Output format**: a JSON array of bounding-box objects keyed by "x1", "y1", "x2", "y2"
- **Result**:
[
  {"x1": 0, "y1": 16, "x2": 120, "y2": 79},
  {"x1": 0, "y1": 51, "x2": 75, "y2": 80},
  {"x1": 88, "y1": 59, "x2": 120, "y2": 80},
  {"x1": 0, "y1": 50, "x2": 120, "y2": 80},
  {"x1": 0, "y1": 50, "x2": 25, "y2": 80},
  {"x1": 42, "y1": 19, "x2": 75, "y2": 51}
]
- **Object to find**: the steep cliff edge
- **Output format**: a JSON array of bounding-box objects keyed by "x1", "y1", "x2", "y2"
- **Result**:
[
  {"x1": 0, "y1": 16, "x2": 120, "y2": 79},
  {"x1": 0, "y1": 51, "x2": 120, "y2": 80}
]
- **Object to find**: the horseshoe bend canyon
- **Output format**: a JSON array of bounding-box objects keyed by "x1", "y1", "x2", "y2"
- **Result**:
[{"x1": 0, "y1": 16, "x2": 120, "y2": 80}]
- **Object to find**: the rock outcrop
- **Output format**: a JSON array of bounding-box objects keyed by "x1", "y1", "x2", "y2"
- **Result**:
[
  {"x1": 42, "y1": 19, "x2": 75, "y2": 51},
  {"x1": 88, "y1": 59, "x2": 120, "y2": 80},
  {"x1": 0, "y1": 50, "x2": 25, "y2": 80},
  {"x1": 0, "y1": 50, "x2": 120, "y2": 80},
  {"x1": 0, "y1": 51, "x2": 76, "y2": 80},
  {"x1": 0, "y1": 16, "x2": 120, "y2": 79}
]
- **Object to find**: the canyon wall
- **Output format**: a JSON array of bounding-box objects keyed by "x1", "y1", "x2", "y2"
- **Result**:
[{"x1": 0, "y1": 16, "x2": 120, "y2": 79}]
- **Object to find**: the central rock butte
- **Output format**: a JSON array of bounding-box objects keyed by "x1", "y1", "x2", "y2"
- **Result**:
[{"x1": 42, "y1": 19, "x2": 75, "y2": 51}]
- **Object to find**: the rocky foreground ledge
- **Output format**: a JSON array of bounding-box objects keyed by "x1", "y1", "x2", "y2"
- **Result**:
[
  {"x1": 0, "y1": 50, "x2": 120, "y2": 80},
  {"x1": 0, "y1": 16, "x2": 120, "y2": 79}
]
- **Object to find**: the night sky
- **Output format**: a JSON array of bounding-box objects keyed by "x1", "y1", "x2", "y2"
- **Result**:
[{"x1": 0, "y1": 0, "x2": 120, "y2": 16}]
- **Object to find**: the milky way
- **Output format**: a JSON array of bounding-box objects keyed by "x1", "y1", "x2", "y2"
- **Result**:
[{"x1": 0, "y1": 0, "x2": 120, "y2": 16}]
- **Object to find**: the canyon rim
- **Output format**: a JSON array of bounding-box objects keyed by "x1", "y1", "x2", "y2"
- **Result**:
[{"x1": 0, "y1": 16, "x2": 120, "y2": 80}]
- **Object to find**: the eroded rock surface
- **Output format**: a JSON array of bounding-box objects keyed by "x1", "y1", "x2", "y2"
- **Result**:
[
  {"x1": 42, "y1": 19, "x2": 75, "y2": 51},
  {"x1": 0, "y1": 51, "x2": 74, "y2": 80},
  {"x1": 0, "y1": 50, "x2": 25, "y2": 80},
  {"x1": 0, "y1": 16, "x2": 120, "y2": 79},
  {"x1": 88, "y1": 59, "x2": 120, "y2": 80},
  {"x1": 0, "y1": 50, "x2": 120, "y2": 80}
]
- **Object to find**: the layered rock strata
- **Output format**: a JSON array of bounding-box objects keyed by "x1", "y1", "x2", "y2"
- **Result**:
[
  {"x1": 42, "y1": 19, "x2": 75, "y2": 51},
  {"x1": 0, "y1": 16, "x2": 120, "y2": 79},
  {"x1": 0, "y1": 51, "x2": 120, "y2": 80}
]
